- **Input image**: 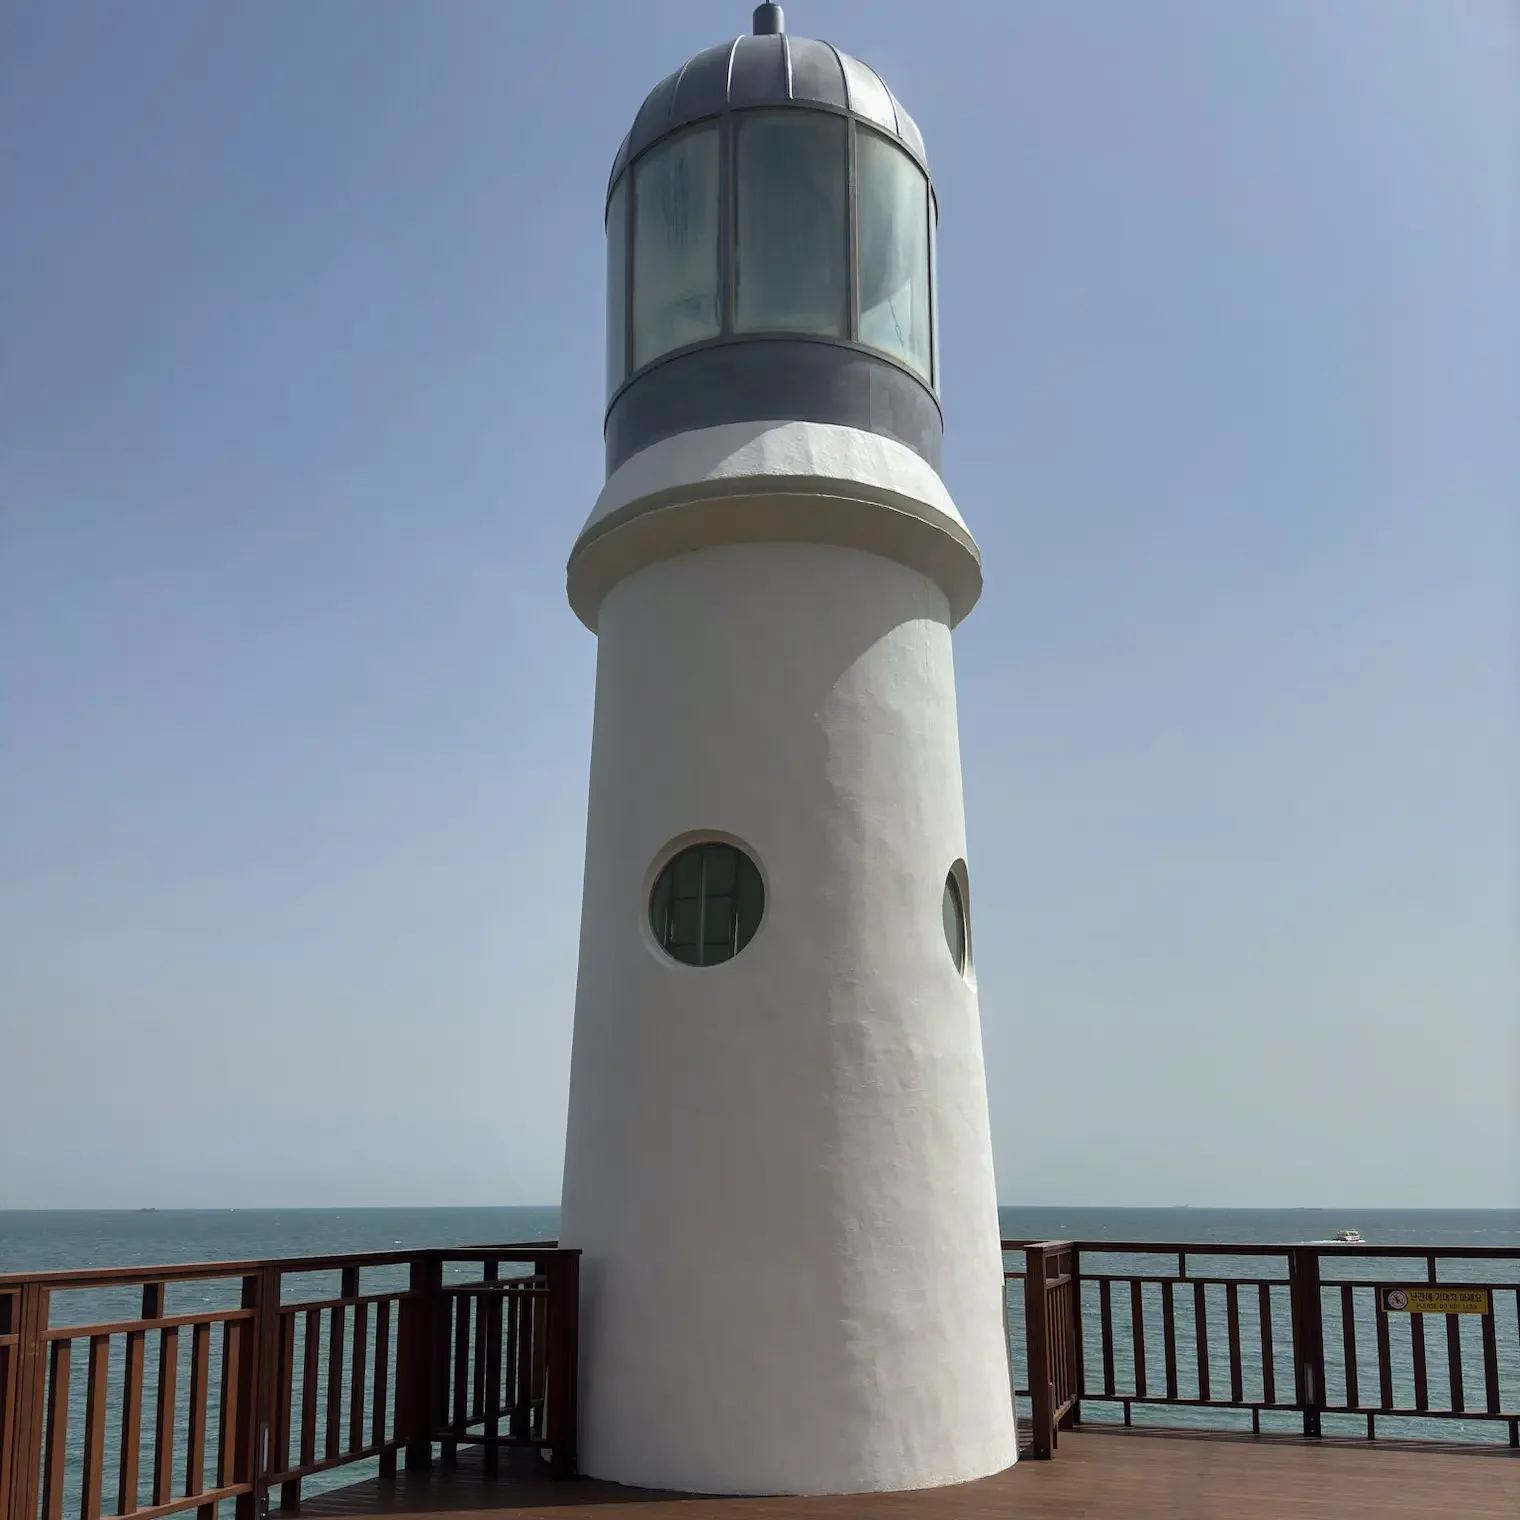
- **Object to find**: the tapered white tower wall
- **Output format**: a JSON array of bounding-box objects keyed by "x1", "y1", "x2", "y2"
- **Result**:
[
  {"x1": 561, "y1": 8, "x2": 1013, "y2": 1493},
  {"x1": 560, "y1": 421, "x2": 1015, "y2": 1494}
]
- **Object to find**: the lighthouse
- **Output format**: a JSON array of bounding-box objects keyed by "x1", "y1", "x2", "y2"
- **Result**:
[{"x1": 558, "y1": 4, "x2": 1015, "y2": 1496}]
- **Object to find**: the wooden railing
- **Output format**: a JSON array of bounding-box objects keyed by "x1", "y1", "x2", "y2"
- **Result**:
[
  {"x1": 1007, "y1": 1239, "x2": 1520, "y2": 1458},
  {"x1": 1019, "y1": 1243, "x2": 1080, "y2": 1459},
  {"x1": 0, "y1": 1246, "x2": 579, "y2": 1520}
]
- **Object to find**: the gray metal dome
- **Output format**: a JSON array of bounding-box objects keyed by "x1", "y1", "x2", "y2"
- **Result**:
[
  {"x1": 602, "y1": 5, "x2": 943, "y2": 477},
  {"x1": 608, "y1": 20, "x2": 927, "y2": 203}
]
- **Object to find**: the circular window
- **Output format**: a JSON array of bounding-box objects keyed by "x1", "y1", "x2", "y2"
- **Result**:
[
  {"x1": 943, "y1": 869, "x2": 968, "y2": 974},
  {"x1": 649, "y1": 841, "x2": 765, "y2": 967}
]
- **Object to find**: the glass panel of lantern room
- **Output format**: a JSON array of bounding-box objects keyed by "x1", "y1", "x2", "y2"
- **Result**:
[
  {"x1": 734, "y1": 112, "x2": 848, "y2": 337},
  {"x1": 930, "y1": 192, "x2": 940, "y2": 388},
  {"x1": 605, "y1": 173, "x2": 629, "y2": 398},
  {"x1": 857, "y1": 130, "x2": 931, "y2": 381},
  {"x1": 632, "y1": 124, "x2": 722, "y2": 369}
]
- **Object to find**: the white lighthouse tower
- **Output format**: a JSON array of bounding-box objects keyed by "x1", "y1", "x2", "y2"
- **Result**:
[{"x1": 559, "y1": 5, "x2": 1015, "y2": 1496}]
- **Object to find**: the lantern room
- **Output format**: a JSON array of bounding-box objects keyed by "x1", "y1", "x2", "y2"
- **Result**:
[{"x1": 603, "y1": 3, "x2": 942, "y2": 474}]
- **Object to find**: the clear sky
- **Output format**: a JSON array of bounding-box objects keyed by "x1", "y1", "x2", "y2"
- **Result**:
[{"x1": 1, "y1": 1, "x2": 1515, "y2": 1210}]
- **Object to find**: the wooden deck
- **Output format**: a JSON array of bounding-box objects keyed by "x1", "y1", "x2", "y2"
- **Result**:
[{"x1": 298, "y1": 1430, "x2": 1520, "y2": 1520}]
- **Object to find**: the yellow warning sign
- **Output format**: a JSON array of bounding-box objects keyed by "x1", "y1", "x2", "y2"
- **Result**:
[{"x1": 1380, "y1": 1286, "x2": 1491, "y2": 1316}]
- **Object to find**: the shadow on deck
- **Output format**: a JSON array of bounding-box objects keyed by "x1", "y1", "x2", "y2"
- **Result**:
[{"x1": 294, "y1": 1430, "x2": 1520, "y2": 1520}]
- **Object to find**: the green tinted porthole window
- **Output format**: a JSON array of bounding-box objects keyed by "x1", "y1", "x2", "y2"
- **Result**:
[
  {"x1": 650, "y1": 842, "x2": 764, "y2": 967},
  {"x1": 943, "y1": 870, "x2": 968, "y2": 974}
]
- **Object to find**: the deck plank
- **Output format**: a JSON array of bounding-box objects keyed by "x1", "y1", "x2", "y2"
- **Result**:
[{"x1": 294, "y1": 1431, "x2": 1519, "y2": 1520}]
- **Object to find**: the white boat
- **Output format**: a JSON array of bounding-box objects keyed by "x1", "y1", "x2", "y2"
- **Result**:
[{"x1": 1332, "y1": 1229, "x2": 1364, "y2": 1244}]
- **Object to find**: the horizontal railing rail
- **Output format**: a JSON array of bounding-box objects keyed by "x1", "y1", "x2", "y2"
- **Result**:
[
  {"x1": 0, "y1": 1245, "x2": 579, "y2": 1520},
  {"x1": 1004, "y1": 1239, "x2": 1520, "y2": 1457},
  {"x1": 0, "y1": 1245, "x2": 563, "y2": 1292}
]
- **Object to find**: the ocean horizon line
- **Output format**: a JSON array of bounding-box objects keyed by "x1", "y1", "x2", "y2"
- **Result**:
[{"x1": 3, "y1": 1202, "x2": 1517, "y2": 1216}]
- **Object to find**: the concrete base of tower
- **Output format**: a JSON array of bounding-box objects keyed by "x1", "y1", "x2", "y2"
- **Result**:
[{"x1": 558, "y1": 528, "x2": 1015, "y2": 1496}]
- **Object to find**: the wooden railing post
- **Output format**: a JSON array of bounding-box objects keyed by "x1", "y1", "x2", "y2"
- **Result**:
[
  {"x1": 3, "y1": 1285, "x2": 48, "y2": 1520},
  {"x1": 538, "y1": 1253, "x2": 580, "y2": 1479},
  {"x1": 1024, "y1": 1245, "x2": 1054, "y2": 1459},
  {"x1": 395, "y1": 1256, "x2": 441, "y2": 1473},
  {"x1": 240, "y1": 1268, "x2": 282, "y2": 1520},
  {"x1": 0, "y1": 1293, "x2": 16, "y2": 1520},
  {"x1": 1066, "y1": 1246, "x2": 1084, "y2": 1429},
  {"x1": 228, "y1": 1274, "x2": 266, "y2": 1520},
  {"x1": 1289, "y1": 1247, "x2": 1324, "y2": 1439}
]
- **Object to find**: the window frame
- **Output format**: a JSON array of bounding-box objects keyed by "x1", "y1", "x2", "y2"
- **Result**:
[
  {"x1": 942, "y1": 861, "x2": 972, "y2": 977},
  {"x1": 648, "y1": 839, "x2": 767, "y2": 969}
]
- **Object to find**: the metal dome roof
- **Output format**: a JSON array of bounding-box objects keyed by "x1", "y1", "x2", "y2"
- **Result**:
[{"x1": 608, "y1": 12, "x2": 927, "y2": 199}]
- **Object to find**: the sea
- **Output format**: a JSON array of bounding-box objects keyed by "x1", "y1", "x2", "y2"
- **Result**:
[
  {"x1": 1, "y1": 1205, "x2": 1516, "y2": 1509},
  {"x1": 4, "y1": 1204, "x2": 1516, "y2": 1279}
]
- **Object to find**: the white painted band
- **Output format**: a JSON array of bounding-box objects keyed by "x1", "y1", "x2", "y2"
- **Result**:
[{"x1": 567, "y1": 421, "x2": 982, "y2": 631}]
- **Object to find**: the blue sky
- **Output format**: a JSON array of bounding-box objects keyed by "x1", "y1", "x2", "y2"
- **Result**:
[{"x1": 1, "y1": 1, "x2": 1514, "y2": 1209}]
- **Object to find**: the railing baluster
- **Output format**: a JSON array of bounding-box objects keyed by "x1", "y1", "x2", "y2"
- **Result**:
[
  {"x1": 450, "y1": 1295, "x2": 470, "y2": 1453},
  {"x1": 372, "y1": 1300, "x2": 391, "y2": 1450},
  {"x1": 349, "y1": 1304, "x2": 368, "y2": 1454},
  {"x1": 1161, "y1": 1281, "x2": 1178, "y2": 1401},
  {"x1": 471, "y1": 1291, "x2": 487, "y2": 1423},
  {"x1": 506, "y1": 1287, "x2": 523, "y2": 1441},
  {"x1": 1412, "y1": 1313, "x2": 1428, "y2": 1411},
  {"x1": 1341, "y1": 1284, "x2": 1359, "y2": 1409},
  {"x1": 217, "y1": 1320, "x2": 242, "y2": 1488},
  {"x1": 1376, "y1": 1296, "x2": 1393, "y2": 1409},
  {"x1": 1060, "y1": 1280, "x2": 1070, "y2": 1411},
  {"x1": 274, "y1": 1312, "x2": 296, "y2": 1512},
  {"x1": 1098, "y1": 1278, "x2": 1114, "y2": 1398},
  {"x1": 42, "y1": 1341, "x2": 70, "y2": 1520},
  {"x1": 1052, "y1": 1280, "x2": 1066, "y2": 1416},
  {"x1": 152, "y1": 1326, "x2": 178, "y2": 1507},
  {"x1": 1131, "y1": 1280, "x2": 1146, "y2": 1398},
  {"x1": 325, "y1": 1290, "x2": 348, "y2": 1462},
  {"x1": 1446, "y1": 1314, "x2": 1464, "y2": 1414},
  {"x1": 483, "y1": 1292, "x2": 502, "y2": 1477},
  {"x1": 1226, "y1": 1282, "x2": 1242, "y2": 1404},
  {"x1": 1193, "y1": 1282, "x2": 1210, "y2": 1402},
  {"x1": 185, "y1": 1321, "x2": 210, "y2": 1511},
  {"x1": 529, "y1": 1284, "x2": 547, "y2": 1439},
  {"x1": 1259, "y1": 1285, "x2": 1275, "y2": 1406},
  {"x1": 80, "y1": 1335, "x2": 110, "y2": 1520},
  {"x1": 298, "y1": 1306, "x2": 320, "y2": 1488},
  {"x1": 1481, "y1": 1302, "x2": 1500, "y2": 1414},
  {"x1": 117, "y1": 1283, "x2": 161, "y2": 1515}
]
